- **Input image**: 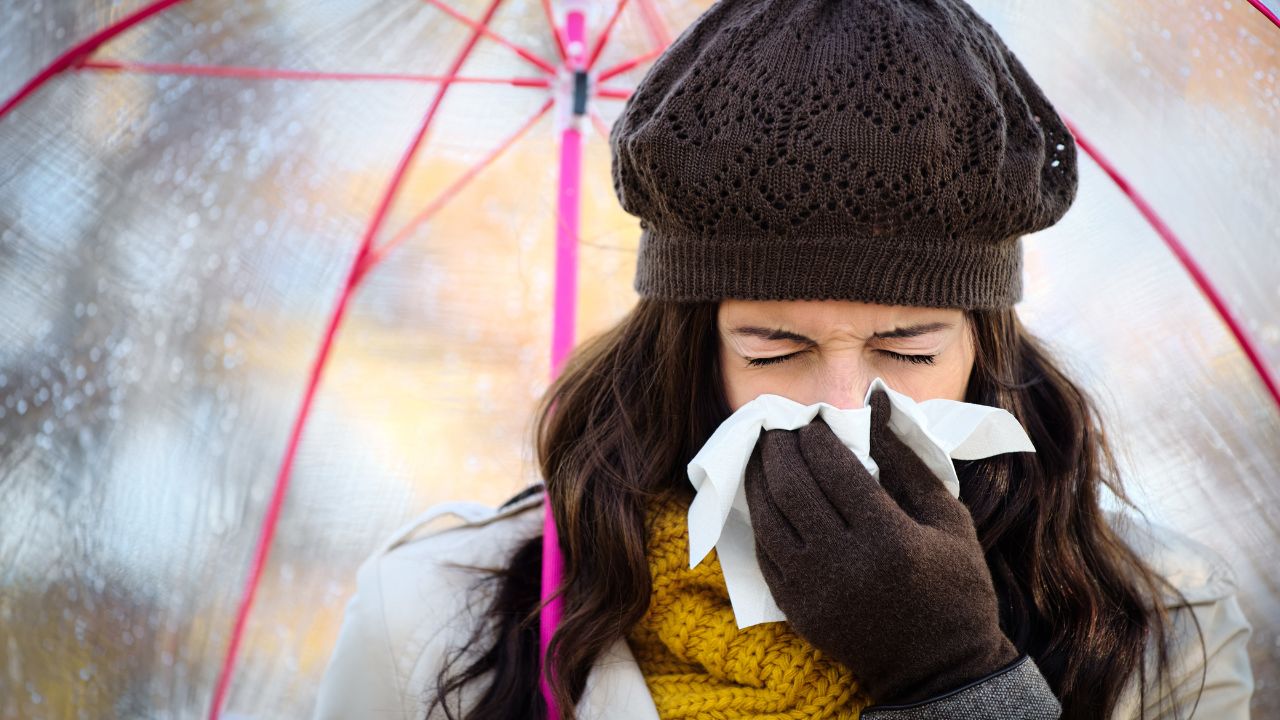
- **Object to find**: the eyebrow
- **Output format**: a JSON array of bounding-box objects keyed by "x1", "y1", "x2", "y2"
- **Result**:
[{"x1": 729, "y1": 321, "x2": 954, "y2": 343}]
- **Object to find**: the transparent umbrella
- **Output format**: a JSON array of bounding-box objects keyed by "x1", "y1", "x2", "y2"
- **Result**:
[{"x1": 0, "y1": 1, "x2": 1276, "y2": 718}]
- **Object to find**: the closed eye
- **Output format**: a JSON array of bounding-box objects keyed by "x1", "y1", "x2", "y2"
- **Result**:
[
  {"x1": 744, "y1": 352, "x2": 800, "y2": 368},
  {"x1": 744, "y1": 349, "x2": 937, "y2": 367},
  {"x1": 880, "y1": 350, "x2": 937, "y2": 365}
]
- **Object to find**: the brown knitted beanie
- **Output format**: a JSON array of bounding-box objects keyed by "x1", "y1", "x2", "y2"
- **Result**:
[{"x1": 609, "y1": 0, "x2": 1078, "y2": 309}]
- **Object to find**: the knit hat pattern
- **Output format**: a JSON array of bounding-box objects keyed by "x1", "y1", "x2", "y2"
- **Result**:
[{"x1": 610, "y1": 0, "x2": 1078, "y2": 309}]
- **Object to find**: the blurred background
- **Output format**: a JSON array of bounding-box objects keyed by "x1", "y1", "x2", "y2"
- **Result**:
[{"x1": 0, "y1": 1, "x2": 1276, "y2": 717}]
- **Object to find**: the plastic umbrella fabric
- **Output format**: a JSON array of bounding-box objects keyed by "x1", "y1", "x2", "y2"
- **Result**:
[{"x1": 0, "y1": 1, "x2": 1277, "y2": 718}]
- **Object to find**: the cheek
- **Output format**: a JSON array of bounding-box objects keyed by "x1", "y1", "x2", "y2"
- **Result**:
[
  {"x1": 870, "y1": 360, "x2": 967, "y2": 402},
  {"x1": 720, "y1": 345, "x2": 788, "y2": 411},
  {"x1": 896, "y1": 332, "x2": 975, "y2": 402},
  {"x1": 720, "y1": 351, "x2": 755, "y2": 411},
  {"x1": 720, "y1": 356, "x2": 876, "y2": 410}
]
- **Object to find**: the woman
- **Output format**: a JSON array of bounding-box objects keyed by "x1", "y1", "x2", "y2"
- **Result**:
[{"x1": 313, "y1": 0, "x2": 1255, "y2": 718}]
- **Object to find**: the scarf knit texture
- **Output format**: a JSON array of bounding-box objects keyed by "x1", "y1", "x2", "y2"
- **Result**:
[{"x1": 625, "y1": 493, "x2": 873, "y2": 719}]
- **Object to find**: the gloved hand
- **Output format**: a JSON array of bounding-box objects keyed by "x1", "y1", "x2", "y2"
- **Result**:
[{"x1": 744, "y1": 387, "x2": 1020, "y2": 706}]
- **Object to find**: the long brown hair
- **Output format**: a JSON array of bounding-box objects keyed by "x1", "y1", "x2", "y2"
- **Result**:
[{"x1": 427, "y1": 298, "x2": 1205, "y2": 720}]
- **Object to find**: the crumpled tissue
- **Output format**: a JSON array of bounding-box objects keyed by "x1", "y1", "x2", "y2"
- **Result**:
[{"x1": 686, "y1": 376, "x2": 1036, "y2": 628}]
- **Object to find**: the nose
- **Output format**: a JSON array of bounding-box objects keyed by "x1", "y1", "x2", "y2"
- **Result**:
[
  {"x1": 825, "y1": 392, "x2": 865, "y2": 411},
  {"x1": 818, "y1": 366, "x2": 869, "y2": 410}
]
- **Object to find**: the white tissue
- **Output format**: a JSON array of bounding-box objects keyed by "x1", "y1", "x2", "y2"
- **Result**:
[{"x1": 686, "y1": 376, "x2": 1035, "y2": 628}]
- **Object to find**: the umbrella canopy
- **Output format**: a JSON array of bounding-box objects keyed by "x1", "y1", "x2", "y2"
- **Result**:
[{"x1": 0, "y1": 1, "x2": 1276, "y2": 718}]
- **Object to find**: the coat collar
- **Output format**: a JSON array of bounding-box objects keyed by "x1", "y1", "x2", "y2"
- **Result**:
[
  {"x1": 386, "y1": 491, "x2": 660, "y2": 719},
  {"x1": 579, "y1": 635, "x2": 661, "y2": 719}
]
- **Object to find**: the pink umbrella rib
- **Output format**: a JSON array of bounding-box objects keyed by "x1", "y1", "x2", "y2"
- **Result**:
[
  {"x1": 596, "y1": 47, "x2": 665, "y2": 83},
  {"x1": 422, "y1": 0, "x2": 560, "y2": 75},
  {"x1": 1063, "y1": 117, "x2": 1280, "y2": 411},
  {"x1": 596, "y1": 85, "x2": 632, "y2": 100},
  {"x1": 206, "y1": 0, "x2": 514, "y2": 718},
  {"x1": 588, "y1": 107, "x2": 613, "y2": 140},
  {"x1": 362, "y1": 97, "x2": 555, "y2": 276},
  {"x1": 77, "y1": 59, "x2": 551, "y2": 88},
  {"x1": 541, "y1": 0, "x2": 570, "y2": 63},
  {"x1": 1246, "y1": 0, "x2": 1280, "y2": 29},
  {"x1": 634, "y1": 0, "x2": 673, "y2": 48},
  {"x1": 0, "y1": 0, "x2": 188, "y2": 119},
  {"x1": 587, "y1": 0, "x2": 631, "y2": 71}
]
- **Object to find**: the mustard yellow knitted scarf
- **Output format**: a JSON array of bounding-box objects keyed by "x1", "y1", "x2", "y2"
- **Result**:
[{"x1": 625, "y1": 493, "x2": 872, "y2": 719}]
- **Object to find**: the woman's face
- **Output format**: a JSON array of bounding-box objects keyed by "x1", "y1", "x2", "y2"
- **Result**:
[{"x1": 717, "y1": 298, "x2": 975, "y2": 412}]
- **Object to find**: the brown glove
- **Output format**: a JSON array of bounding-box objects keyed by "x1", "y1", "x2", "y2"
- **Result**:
[{"x1": 744, "y1": 387, "x2": 1020, "y2": 706}]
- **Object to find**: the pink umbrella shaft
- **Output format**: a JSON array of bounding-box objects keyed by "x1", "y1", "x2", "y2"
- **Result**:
[{"x1": 543, "y1": 4, "x2": 588, "y2": 718}]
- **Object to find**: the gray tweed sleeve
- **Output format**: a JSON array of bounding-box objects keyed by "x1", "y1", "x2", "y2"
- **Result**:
[{"x1": 860, "y1": 654, "x2": 1062, "y2": 719}]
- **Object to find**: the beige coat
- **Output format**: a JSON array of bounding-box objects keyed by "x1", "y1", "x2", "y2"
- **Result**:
[{"x1": 312, "y1": 490, "x2": 1254, "y2": 719}]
